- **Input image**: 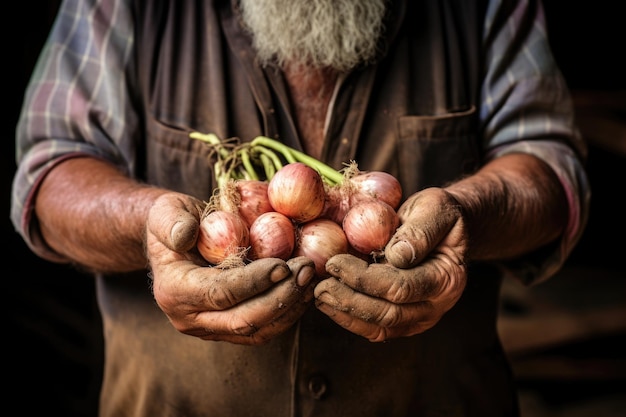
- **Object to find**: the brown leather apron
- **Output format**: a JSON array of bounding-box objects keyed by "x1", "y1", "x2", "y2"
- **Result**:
[{"x1": 97, "y1": 0, "x2": 519, "y2": 415}]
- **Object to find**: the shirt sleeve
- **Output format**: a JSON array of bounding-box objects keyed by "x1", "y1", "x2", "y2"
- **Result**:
[
  {"x1": 10, "y1": 0, "x2": 139, "y2": 262},
  {"x1": 479, "y1": 0, "x2": 591, "y2": 285}
]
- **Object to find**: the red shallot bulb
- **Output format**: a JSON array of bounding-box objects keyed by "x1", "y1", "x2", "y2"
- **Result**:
[
  {"x1": 248, "y1": 211, "x2": 296, "y2": 261},
  {"x1": 268, "y1": 162, "x2": 326, "y2": 223},
  {"x1": 320, "y1": 184, "x2": 352, "y2": 225},
  {"x1": 235, "y1": 180, "x2": 273, "y2": 227},
  {"x1": 349, "y1": 171, "x2": 403, "y2": 209},
  {"x1": 197, "y1": 210, "x2": 250, "y2": 265},
  {"x1": 342, "y1": 200, "x2": 400, "y2": 258},
  {"x1": 294, "y1": 218, "x2": 349, "y2": 276}
]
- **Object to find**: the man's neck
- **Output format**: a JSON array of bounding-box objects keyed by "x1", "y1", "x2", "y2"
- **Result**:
[{"x1": 282, "y1": 63, "x2": 339, "y2": 160}]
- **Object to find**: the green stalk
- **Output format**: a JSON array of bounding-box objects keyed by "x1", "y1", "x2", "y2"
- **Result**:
[
  {"x1": 253, "y1": 146, "x2": 284, "y2": 173},
  {"x1": 250, "y1": 136, "x2": 344, "y2": 185},
  {"x1": 189, "y1": 131, "x2": 230, "y2": 160},
  {"x1": 191, "y1": 131, "x2": 346, "y2": 186},
  {"x1": 237, "y1": 166, "x2": 251, "y2": 180},
  {"x1": 287, "y1": 147, "x2": 343, "y2": 185},
  {"x1": 239, "y1": 148, "x2": 259, "y2": 180},
  {"x1": 249, "y1": 136, "x2": 297, "y2": 164},
  {"x1": 214, "y1": 160, "x2": 228, "y2": 189},
  {"x1": 259, "y1": 153, "x2": 275, "y2": 180}
]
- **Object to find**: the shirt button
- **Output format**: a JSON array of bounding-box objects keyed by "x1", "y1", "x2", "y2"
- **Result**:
[{"x1": 307, "y1": 375, "x2": 328, "y2": 400}]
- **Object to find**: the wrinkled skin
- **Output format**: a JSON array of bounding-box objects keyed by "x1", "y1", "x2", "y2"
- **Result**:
[
  {"x1": 146, "y1": 193, "x2": 317, "y2": 345},
  {"x1": 315, "y1": 187, "x2": 468, "y2": 342}
]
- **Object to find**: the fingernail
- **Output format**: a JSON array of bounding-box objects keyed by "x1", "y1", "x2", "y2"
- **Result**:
[
  {"x1": 389, "y1": 240, "x2": 416, "y2": 264},
  {"x1": 316, "y1": 292, "x2": 340, "y2": 310},
  {"x1": 296, "y1": 265, "x2": 315, "y2": 287},
  {"x1": 270, "y1": 264, "x2": 290, "y2": 283}
]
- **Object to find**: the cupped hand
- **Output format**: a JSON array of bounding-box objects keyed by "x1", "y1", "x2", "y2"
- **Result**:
[
  {"x1": 314, "y1": 187, "x2": 469, "y2": 342},
  {"x1": 146, "y1": 193, "x2": 317, "y2": 345}
]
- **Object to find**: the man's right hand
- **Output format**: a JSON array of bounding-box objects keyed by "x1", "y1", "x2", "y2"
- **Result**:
[{"x1": 146, "y1": 193, "x2": 316, "y2": 345}]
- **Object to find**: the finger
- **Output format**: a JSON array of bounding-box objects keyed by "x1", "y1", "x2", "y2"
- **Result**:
[
  {"x1": 159, "y1": 257, "x2": 315, "y2": 333},
  {"x1": 194, "y1": 257, "x2": 315, "y2": 333},
  {"x1": 199, "y1": 258, "x2": 301, "y2": 310},
  {"x1": 315, "y1": 301, "x2": 437, "y2": 342},
  {"x1": 194, "y1": 274, "x2": 316, "y2": 341},
  {"x1": 314, "y1": 278, "x2": 437, "y2": 341},
  {"x1": 201, "y1": 257, "x2": 315, "y2": 310},
  {"x1": 384, "y1": 189, "x2": 462, "y2": 268},
  {"x1": 286, "y1": 256, "x2": 318, "y2": 286},
  {"x1": 153, "y1": 257, "x2": 293, "y2": 317},
  {"x1": 326, "y1": 252, "x2": 467, "y2": 313},
  {"x1": 195, "y1": 297, "x2": 312, "y2": 345},
  {"x1": 325, "y1": 254, "x2": 437, "y2": 303}
]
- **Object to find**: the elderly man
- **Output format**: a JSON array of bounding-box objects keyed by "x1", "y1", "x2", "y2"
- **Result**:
[{"x1": 12, "y1": 0, "x2": 589, "y2": 415}]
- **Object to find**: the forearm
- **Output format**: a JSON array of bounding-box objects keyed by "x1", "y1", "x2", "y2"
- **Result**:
[
  {"x1": 35, "y1": 156, "x2": 168, "y2": 273},
  {"x1": 445, "y1": 153, "x2": 568, "y2": 262}
]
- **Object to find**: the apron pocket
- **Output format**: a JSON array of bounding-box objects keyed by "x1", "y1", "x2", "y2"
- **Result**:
[{"x1": 396, "y1": 106, "x2": 479, "y2": 194}]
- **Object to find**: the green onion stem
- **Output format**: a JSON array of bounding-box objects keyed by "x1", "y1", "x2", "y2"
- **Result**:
[
  {"x1": 239, "y1": 148, "x2": 259, "y2": 181},
  {"x1": 189, "y1": 131, "x2": 231, "y2": 160},
  {"x1": 250, "y1": 136, "x2": 343, "y2": 185},
  {"x1": 259, "y1": 153, "x2": 275, "y2": 180},
  {"x1": 214, "y1": 160, "x2": 228, "y2": 189},
  {"x1": 237, "y1": 166, "x2": 250, "y2": 180},
  {"x1": 252, "y1": 146, "x2": 284, "y2": 173},
  {"x1": 250, "y1": 137, "x2": 297, "y2": 164},
  {"x1": 192, "y1": 132, "x2": 346, "y2": 186}
]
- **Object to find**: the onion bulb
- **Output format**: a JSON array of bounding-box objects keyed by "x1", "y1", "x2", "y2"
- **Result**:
[
  {"x1": 321, "y1": 170, "x2": 403, "y2": 225},
  {"x1": 268, "y1": 162, "x2": 326, "y2": 223},
  {"x1": 197, "y1": 210, "x2": 250, "y2": 265},
  {"x1": 342, "y1": 200, "x2": 399, "y2": 258},
  {"x1": 235, "y1": 180, "x2": 273, "y2": 227},
  {"x1": 294, "y1": 218, "x2": 348, "y2": 276},
  {"x1": 320, "y1": 184, "x2": 351, "y2": 225},
  {"x1": 349, "y1": 171, "x2": 403, "y2": 210},
  {"x1": 248, "y1": 211, "x2": 296, "y2": 261}
]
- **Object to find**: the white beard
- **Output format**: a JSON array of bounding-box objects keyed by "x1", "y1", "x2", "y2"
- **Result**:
[{"x1": 239, "y1": 0, "x2": 388, "y2": 71}]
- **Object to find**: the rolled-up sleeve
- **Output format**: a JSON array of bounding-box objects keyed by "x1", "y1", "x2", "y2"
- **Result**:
[
  {"x1": 10, "y1": 0, "x2": 138, "y2": 262},
  {"x1": 480, "y1": 0, "x2": 591, "y2": 284}
]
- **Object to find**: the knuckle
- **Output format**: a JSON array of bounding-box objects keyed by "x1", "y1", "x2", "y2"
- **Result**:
[
  {"x1": 368, "y1": 328, "x2": 389, "y2": 343},
  {"x1": 206, "y1": 285, "x2": 238, "y2": 310},
  {"x1": 377, "y1": 304, "x2": 402, "y2": 328},
  {"x1": 229, "y1": 315, "x2": 259, "y2": 336},
  {"x1": 387, "y1": 278, "x2": 413, "y2": 303}
]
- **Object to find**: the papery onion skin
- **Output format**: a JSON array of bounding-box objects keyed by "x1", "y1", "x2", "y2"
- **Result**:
[
  {"x1": 294, "y1": 218, "x2": 349, "y2": 276},
  {"x1": 319, "y1": 184, "x2": 352, "y2": 225},
  {"x1": 342, "y1": 200, "x2": 400, "y2": 257},
  {"x1": 268, "y1": 162, "x2": 326, "y2": 223},
  {"x1": 349, "y1": 171, "x2": 403, "y2": 210},
  {"x1": 236, "y1": 180, "x2": 273, "y2": 227},
  {"x1": 248, "y1": 211, "x2": 296, "y2": 261},
  {"x1": 197, "y1": 210, "x2": 250, "y2": 265}
]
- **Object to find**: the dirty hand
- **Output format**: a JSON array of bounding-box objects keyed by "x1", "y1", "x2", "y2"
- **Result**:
[
  {"x1": 315, "y1": 187, "x2": 468, "y2": 342},
  {"x1": 146, "y1": 193, "x2": 316, "y2": 345}
]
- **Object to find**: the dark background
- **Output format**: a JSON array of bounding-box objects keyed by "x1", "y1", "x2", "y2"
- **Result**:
[{"x1": 5, "y1": 2, "x2": 625, "y2": 416}]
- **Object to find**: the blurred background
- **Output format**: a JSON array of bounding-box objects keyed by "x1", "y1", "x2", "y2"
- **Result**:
[{"x1": 5, "y1": 2, "x2": 625, "y2": 416}]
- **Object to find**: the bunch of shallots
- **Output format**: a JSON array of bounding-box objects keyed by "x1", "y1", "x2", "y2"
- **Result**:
[{"x1": 192, "y1": 133, "x2": 402, "y2": 274}]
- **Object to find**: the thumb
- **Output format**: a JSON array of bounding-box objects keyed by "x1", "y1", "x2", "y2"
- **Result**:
[
  {"x1": 148, "y1": 193, "x2": 205, "y2": 252},
  {"x1": 384, "y1": 224, "x2": 426, "y2": 269},
  {"x1": 384, "y1": 188, "x2": 461, "y2": 268}
]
